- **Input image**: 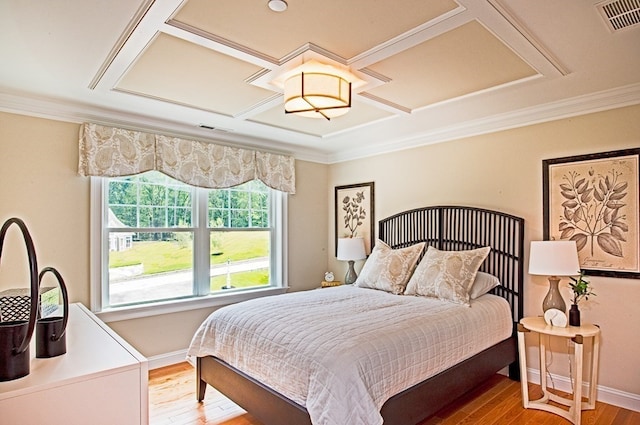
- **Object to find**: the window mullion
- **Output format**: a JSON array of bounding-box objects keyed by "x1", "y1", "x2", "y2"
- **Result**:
[
  {"x1": 271, "y1": 190, "x2": 285, "y2": 287},
  {"x1": 90, "y1": 177, "x2": 108, "y2": 311},
  {"x1": 193, "y1": 187, "x2": 210, "y2": 296}
]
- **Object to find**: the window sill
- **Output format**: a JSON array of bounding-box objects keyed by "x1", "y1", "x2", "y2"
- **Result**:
[{"x1": 95, "y1": 286, "x2": 289, "y2": 323}]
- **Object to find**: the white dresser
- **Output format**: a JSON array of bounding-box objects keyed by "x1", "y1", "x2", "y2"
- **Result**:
[{"x1": 0, "y1": 303, "x2": 148, "y2": 425}]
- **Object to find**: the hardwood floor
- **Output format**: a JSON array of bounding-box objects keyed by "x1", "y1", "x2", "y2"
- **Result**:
[{"x1": 149, "y1": 362, "x2": 639, "y2": 425}]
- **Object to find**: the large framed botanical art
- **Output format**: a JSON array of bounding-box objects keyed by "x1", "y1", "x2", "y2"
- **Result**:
[
  {"x1": 543, "y1": 148, "x2": 640, "y2": 279},
  {"x1": 335, "y1": 182, "x2": 375, "y2": 256}
]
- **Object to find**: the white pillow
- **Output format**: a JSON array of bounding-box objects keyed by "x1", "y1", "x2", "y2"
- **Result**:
[
  {"x1": 355, "y1": 240, "x2": 425, "y2": 294},
  {"x1": 404, "y1": 246, "x2": 491, "y2": 305},
  {"x1": 468, "y1": 271, "x2": 501, "y2": 299}
]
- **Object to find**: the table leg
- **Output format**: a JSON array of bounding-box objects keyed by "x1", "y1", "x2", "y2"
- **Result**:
[
  {"x1": 586, "y1": 333, "x2": 600, "y2": 410},
  {"x1": 572, "y1": 335, "x2": 584, "y2": 425},
  {"x1": 539, "y1": 333, "x2": 550, "y2": 402},
  {"x1": 517, "y1": 325, "x2": 530, "y2": 408}
]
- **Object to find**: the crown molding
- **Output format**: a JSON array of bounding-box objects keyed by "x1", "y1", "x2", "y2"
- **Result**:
[
  {"x1": 328, "y1": 82, "x2": 640, "y2": 163},
  {"x1": 2, "y1": 82, "x2": 638, "y2": 166},
  {"x1": 0, "y1": 91, "x2": 330, "y2": 164}
]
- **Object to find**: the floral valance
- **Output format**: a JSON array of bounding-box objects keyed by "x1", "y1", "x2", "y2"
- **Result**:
[{"x1": 78, "y1": 123, "x2": 295, "y2": 194}]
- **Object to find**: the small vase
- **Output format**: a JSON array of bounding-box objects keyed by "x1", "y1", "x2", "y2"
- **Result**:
[{"x1": 569, "y1": 304, "x2": 581, "y2": 327}]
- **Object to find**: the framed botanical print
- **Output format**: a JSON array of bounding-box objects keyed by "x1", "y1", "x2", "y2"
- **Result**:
[
  {"x1": 543, "y1": 148, "x2": 640, "y2": 279},
  {"x1": 334, "y1": 182, "x2": 374, "y2": 256}
]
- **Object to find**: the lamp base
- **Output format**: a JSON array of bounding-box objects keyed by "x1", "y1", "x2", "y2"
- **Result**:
[
  {"x1": 542, "y1": 276, "x2": 566, "y2": 314},
  {"x1": 344, "y1": 260, "x2": 358, "y2": 285}
]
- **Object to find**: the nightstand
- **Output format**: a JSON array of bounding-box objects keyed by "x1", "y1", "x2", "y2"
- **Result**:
[{"x1": 517, "y1": 316, "x2": 600, "y2": 425}]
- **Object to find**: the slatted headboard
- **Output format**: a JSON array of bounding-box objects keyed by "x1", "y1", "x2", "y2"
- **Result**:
[{"x1": 378, "y1": 206, "x2": 525, "y2": 324}]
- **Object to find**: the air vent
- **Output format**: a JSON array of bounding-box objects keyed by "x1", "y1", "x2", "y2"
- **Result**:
[
  {"x1": 198, "y1": 124, "x2": 233, "y2": 133},
  {"x1": 597, "y1": 0, "x2": 640, "y2": 31}
]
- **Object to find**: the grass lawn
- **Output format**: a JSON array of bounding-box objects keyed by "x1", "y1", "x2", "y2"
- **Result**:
[
  {"x1": 110, "y1": 231, "x2": 269, "y2": 275},
  {"x1": 210, "y1": 269, "x2": 269, "y2": 291}
]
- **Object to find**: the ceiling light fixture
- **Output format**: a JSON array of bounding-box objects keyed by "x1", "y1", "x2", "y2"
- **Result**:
[
  {"x1": 283, "y1": 63, "x2": 353, "y2": 121},
  {"x1": 268, "y1": 0, "x2": 288, "y2": 12}
]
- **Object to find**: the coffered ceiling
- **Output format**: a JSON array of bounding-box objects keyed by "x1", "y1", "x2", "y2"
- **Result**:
[{"x1": 1, "y1": 0, "x2": 639, "y2": 163}]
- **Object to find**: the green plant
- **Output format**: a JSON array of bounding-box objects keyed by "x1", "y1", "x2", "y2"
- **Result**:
[{"x1": 568, "y1": 270, "x2": 596, "y2": 305}]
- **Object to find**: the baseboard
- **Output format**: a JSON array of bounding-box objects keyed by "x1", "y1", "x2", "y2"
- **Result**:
[
  {"x1": 147, "y1": 349, "x2": 188, "y2": 370},
  {"x1": 527, "y1": 367, "x2": 640, "y2": 412}
]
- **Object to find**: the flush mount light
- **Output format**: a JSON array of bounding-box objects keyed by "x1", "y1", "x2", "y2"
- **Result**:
[
  {"x1": 284, "y1": 67, "x2": 352, "y2": 120},
  {"x1": 268, "y1": 0, "x2": 288, "y2": 12}
]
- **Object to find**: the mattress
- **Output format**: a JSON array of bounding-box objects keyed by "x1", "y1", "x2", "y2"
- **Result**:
[{"x1": 187, "y1": 285, "x2": 512, "y2": 425}]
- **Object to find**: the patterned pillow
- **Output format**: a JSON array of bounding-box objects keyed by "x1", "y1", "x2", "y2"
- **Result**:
[
  {"x1": 404, "y1": 246, "x2": 491, "y2": 305},
  {"x1": 354, "y1": 240, "x2": 425, "y2": 294}
]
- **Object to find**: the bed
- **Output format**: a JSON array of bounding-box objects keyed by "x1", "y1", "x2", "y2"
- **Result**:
[{"x1": 189, "y1": 206, "x2": 524, "y2": 425}]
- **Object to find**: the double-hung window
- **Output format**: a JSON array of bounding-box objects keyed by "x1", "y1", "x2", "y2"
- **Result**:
[{"x1": 91, "y1": 171, "x2": 286, "y2": 319}]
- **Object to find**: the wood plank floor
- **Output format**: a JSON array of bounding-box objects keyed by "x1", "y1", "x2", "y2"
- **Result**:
[{"x1": 149, "y1": 362, "x2": 639, "y2": 425}]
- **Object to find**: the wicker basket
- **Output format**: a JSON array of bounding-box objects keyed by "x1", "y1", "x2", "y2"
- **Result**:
[{"x1": 0, "y1": 287, "x2": 58, "y2": 322}]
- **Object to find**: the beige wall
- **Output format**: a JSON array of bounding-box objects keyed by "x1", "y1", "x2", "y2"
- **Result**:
[
  {"x1": 0, "y1": 111, "x2": 328, "y2": 357},
  {"x1": 1, "y1": 105, "x2": 638, "y2": 399},
  {"x1": 328, "y1": 104, "x2": 640, "y2": 397},
  {"x1": 0, "y1": 113, "x2": 90, "y2": 302}
]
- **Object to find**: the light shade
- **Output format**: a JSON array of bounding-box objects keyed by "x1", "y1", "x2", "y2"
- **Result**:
[
  {"x1": 284, "y1": 72, "x2": 351, "y2": 120},
  {"x1": 529, "y1": 240, "x2": 580, "y2": 277},
  {"x1": 337, "y1": 237, "x2": 366, "y2": 261}
]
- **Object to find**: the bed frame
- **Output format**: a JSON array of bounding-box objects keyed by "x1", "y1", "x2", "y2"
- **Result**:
[{"x1": 196, "y1": 206, "x2": 525, "y2": 425}]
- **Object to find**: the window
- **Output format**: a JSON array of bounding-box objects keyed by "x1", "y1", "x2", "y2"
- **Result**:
[{"x1": 91, "y1": 171, "x2": 287, "y2": 319}]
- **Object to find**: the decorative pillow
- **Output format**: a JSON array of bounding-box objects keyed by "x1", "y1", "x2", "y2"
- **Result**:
[
  {"x1": 468, "y1": 271, "x2": 501, "y2": 299},
  {"x1": 404, "y1": 246, "x2": 491, "y2": 305},
  {"x1": 354, "y1": 240, "x2": 425, "y2": 294}
]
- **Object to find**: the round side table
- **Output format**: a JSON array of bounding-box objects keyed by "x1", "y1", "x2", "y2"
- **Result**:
[{"x1": 517, "y1": 316, "x2": 600, "y2": 425}]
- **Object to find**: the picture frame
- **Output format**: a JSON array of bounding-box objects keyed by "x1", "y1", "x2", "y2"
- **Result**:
[
  {"x1": 335, "y1": 182, "x2": 375, "y2": 256},
  {"x1": 543, "y1": 148, "x2": 640, "y2": 279}
]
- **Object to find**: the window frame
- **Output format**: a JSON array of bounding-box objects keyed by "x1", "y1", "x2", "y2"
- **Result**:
[{"x1": 89, "y1": 176, "x2": 288, "y2": 323}]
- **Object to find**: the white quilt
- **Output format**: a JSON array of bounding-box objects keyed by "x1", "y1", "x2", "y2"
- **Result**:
[{"x1": 187, "y1": 285, "x2": 512, "y2": 425}]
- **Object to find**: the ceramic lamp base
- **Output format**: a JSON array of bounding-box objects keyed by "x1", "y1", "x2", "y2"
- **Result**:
[
  {"x1": 543, "y1": 276, "x2": 566, "y2": 314},
  {"x1": 344, "y1": 260, "x2": 358, "y2": 284}
]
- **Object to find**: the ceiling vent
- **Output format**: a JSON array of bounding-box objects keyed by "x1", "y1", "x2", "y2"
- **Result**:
[
  {"x1": 198, "y1": 124, "x2": 233, "y2": 133},
  {"x1": 597, "y1": 0, "x2": 640, "y2": 31}
]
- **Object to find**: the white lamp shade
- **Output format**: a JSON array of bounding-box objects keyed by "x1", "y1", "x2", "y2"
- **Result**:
[
  {"x1": 529, "y1": 240, "x2": 580, "y2": 276},
  {"x1": 337, "y1": 237, "x2": 366, "y2": 261}
]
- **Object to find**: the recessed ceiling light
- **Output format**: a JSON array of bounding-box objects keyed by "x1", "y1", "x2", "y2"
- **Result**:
[{"x1": 268, "y1": 0, "x2": 288, "y2": 12}]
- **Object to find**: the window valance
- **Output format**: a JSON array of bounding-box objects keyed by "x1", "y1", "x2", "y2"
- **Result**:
[{"x1": 78, "y1": 123, "x2": 296, "y2": 194}]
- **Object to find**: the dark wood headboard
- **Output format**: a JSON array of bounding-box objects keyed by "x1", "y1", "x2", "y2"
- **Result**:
[{"x1": 378, "y1": 206, "x2": 525, "y2": 323}]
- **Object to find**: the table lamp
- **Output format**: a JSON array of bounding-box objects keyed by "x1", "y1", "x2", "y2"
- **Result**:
[
  {"x1": 337, "y1": 237, "x2": 366, "y2": 284},
  {"x1": 529, "y1": 240, "x2": 580, "y2": 323}
]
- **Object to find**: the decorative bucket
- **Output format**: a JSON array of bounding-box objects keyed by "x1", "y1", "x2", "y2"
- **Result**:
[
  {"x1": 36, "y1": 267, "x2": 69, "y2": 358},
  {"x1": 0, "y1": 218, "x2": 39, "y2": 382},
  {"x1": 0, "y1": 320, "x2": 31, "y2": 380}
]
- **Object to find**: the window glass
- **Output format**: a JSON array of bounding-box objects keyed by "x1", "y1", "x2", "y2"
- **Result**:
[
  {"x1": 102, "y1": 171, "x2": 277, "y2": 309},
  {"x1": 108, "y1": 231, "x2": 194, "y2": 305},
  {"x1": 209, "y1": 230, "x2": 270, "y2": 292}
]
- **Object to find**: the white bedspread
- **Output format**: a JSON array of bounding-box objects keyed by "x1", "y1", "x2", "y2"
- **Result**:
[{"x1": 187, "y1": 285, "x2": 512, "y2": 425}]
